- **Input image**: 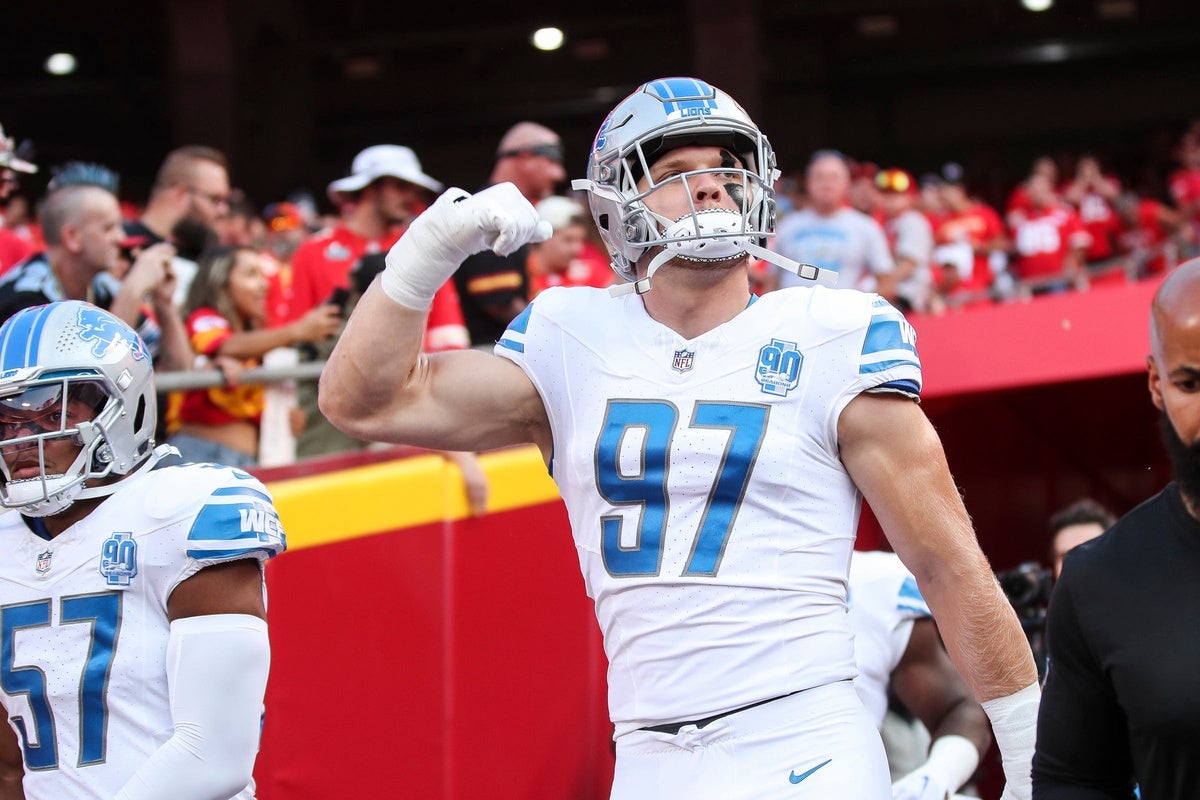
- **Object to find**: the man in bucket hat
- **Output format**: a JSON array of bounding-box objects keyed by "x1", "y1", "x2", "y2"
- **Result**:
[{"x1": 287, "y1": 145, "x2": 442, "y2": 323}]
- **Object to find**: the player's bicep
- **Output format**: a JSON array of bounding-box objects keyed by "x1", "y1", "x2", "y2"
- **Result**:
[
  {"x1": 838, "y1": 393, "x2": 975, "y2": 571},
  {"x1": 168, "y1": 559, "x2": 267, "y2": 623},
  {"x1": 409, "y1": 348, "x2": 550, "y2": 455}
]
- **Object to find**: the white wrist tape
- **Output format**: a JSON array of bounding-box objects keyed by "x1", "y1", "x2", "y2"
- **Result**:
[
  {"x1": 923, "y1": 734, "x2": 981, "y2": 792},
  {"x1": 982, "y1": 681, "x2": 1040, "y2": 800},
  {"x1": 113, "y1": 614, "x2": 271, "y2": 800},
  {"x1": 380, "y1": 182, "x2": 552, "y2": 310}
]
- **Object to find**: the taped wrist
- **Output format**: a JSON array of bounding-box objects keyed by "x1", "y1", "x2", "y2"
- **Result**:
[
  {"x1": 915, "y1": 734, "x2": 981, "y2": 794},
  {"x1": 381, "y1": 187, "x2": 477, "y2": 310},
  {"x1": 982, "y1": 681, "x2": 1040, "y2": 800}
]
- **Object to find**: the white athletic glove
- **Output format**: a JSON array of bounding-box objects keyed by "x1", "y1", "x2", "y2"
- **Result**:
[
  {"x1": 892, "y1": 734, "x2": 981, "y2": 800},
  {"x1": 380, "y1": 182, "x2": 552, "y2": 310},
  {"x1": 982, "y1": 681, "x2": 1040, "y2": 800}
]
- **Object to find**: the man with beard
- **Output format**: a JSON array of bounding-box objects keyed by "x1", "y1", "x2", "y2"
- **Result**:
[
  {"x1": 1032, "y1": 256, "x2": 1200, "y2": 799},
  {"x1": 123, "y1": 145, "x2": 232, "y2": 304}
]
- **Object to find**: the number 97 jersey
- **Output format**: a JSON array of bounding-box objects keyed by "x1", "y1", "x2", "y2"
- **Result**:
[
  {"x1": 496, "y1": 285, "x2": 921, "y2": 737},
  {"x1": 0, "y1": 462, "x2": 285, "y2": 800}
]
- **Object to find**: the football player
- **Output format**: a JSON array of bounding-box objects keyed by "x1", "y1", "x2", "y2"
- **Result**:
[
  {"x1": 320, "y1": 77, "x2": 1037, "y2": 799},
  {"x1": 0, "y1": 300, "x2": 285, "y2": 799}
]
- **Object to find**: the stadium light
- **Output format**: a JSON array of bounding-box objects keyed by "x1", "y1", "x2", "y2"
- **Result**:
[
  {"x1": 45, "y1": 52, "x2": 77, "y2": 76},
  {"x1": 531, "y1": 27, "x2": 565, "y2": 51},
  {"x1": 1021, "y1": 0, "x2": 1054, "y2": 11}
]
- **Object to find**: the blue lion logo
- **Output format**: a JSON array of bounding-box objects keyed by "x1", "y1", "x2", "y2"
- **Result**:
[{"x1": 76, "y1": 306, "x2": 148, "y2": 362}]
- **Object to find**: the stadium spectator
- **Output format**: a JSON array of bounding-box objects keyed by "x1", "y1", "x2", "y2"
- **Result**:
[
  {"x1": 0, "y1": 163, "x2": 191, "y2": 373},
  {"x1": 1061, "y1": 154, "x2": 1122, "y2": 266},
  {"x1": 917, "y1": 172, "x2": 949, "y2": 232},
  {"x1": 0, "y1": 123, "x2": 38, "y2": 272},
  {"x1": 848, "y1": 159, "x2": 885, "y2": 223},
  {"x1": 455, "y1": 121, "x2": 566, "y2": 346},
  {"x1": 771, "y1": 149, "x2": 896, "y2": 301},
  {"x1": 876, "y1": 167, "x2": 937, "y2": 315},
  {"x1": 321, "y1": 76, "x2": 1038, "y2": 800},
  {"x1": 933, "y1": 161, "x2": 1010, "y2": 309},
  {"x1": 219, "y1": 187, "x2": 266, "y2": 249},
  {"x1": 166, "y1": 244, "x2": 341, "y2": 468},
  {"x1": 1033, "y1": 258, "x2": 1200, "y2": 797},
  {"x1": 527, "y1": 195, "x2": 613, "y2": 298},
  {"x1": 1168, "y1": 130, "x2": 1200, "y2": 259},
  {"x1": 1047, "y1": 497, "x2": 1116, "y2": 580},
  {"x1": 123, "y1": 145, "x2": 233, "y2": 304},
  {"x1": 260, "y1": 201, "x2": 309, "y2": 327},
  {"x1": 287, "y1": 144, "x2": 439, "y2": 324},
  {"x1": 1009, "y1": 172, "x2": 1091, "y2": 295},
  {"x1": 1006, "y1": 155, "x2": 1059, "y2": 229},
  {"x1": 2, "y1": 192, "x2": 43, "y2": 254},
  {"x1": 0, "y1": 299, "x2": 286, "y2": 800},
  {"x1": 1113, "y1": 189, "x2": 1186, "y2": 277}
]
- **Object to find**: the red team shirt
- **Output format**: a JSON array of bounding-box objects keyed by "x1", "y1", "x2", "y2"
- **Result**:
[
  {"x1": 1169, "y1": 166, "x2": 1200, "y2": 246},
  {"x1": 286, "y1": 225, "x2": 401, "y2": 324},
  {"x1": 935, "y1": 202, "x2": 1006, "y2": 293},
  {"x1": 1010, "y1": 204, "x2": 1091, "y2": 281},
  {"x1": 527, "y1": 241, "x2": 614, "y2": 299},
  {"x1": 1060, "y1": 177, "x2": 1122, "y2": 262},
  {"x1": 168, "y1": 308, "x2": 265, "y2": 431}
]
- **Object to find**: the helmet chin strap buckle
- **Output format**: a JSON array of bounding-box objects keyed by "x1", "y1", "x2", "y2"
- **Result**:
[
  {"x1": 744, "y1": 242, "x2": 838, "y2": 289},
  {"x1": 608, "y1": 249, "x2": 675, "y2": 297}
]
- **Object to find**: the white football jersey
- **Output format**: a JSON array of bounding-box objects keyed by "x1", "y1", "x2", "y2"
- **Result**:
[
  {"x1": 847, "y1": 550, "x2": 932, "y2": 727},
  {"x1": 0, "y1": 462, "x2": 286, "y2": 800},
  {"x1": 497, "y1": 284, "x2": 922, "y2": 736}
]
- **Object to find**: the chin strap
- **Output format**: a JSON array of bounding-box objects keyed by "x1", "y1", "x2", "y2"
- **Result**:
[
  {"x1": 77, "y1": 443, "x2": 179, "y2": 500},
  {"x1": 609, "y1": 241, "x2": 839, "y2": 298}
]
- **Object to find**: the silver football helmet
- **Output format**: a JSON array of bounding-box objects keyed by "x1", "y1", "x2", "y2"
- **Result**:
[
  {"x1": 0, "y1": 301, "x2": 159, "y2": 516},
  {"x1": 572, "y1": 77, "x2": 835, "y2": 295}
]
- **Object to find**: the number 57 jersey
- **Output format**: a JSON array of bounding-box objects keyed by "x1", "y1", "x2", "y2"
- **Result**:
[
  {"x1": 496, "y1": 285, "x2": 922, "y2": 737},
  {"x1": 0, "y1": 461, "x2": 286, "y2": 800}
]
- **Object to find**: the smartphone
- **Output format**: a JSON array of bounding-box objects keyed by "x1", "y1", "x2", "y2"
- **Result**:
[{"x1": 326, "y1": 286, "x2": 352, "y2": 314}]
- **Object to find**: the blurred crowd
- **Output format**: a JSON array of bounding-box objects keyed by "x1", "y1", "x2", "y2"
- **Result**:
[{"x1": 0, "y1": 115, "x2": 1197, "y2": 472}]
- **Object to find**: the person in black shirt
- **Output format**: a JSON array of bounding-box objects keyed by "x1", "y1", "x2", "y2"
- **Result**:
[
  {"x1": 1033, "y1": 255, "x2": 1200, "y2": 799},
  {"x1": 454, "y1": 122, "x2": 566, "y2": 346}
]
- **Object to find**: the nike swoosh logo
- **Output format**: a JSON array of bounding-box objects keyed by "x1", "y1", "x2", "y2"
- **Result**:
[{"x1": 788, "y1": 758, "x2": 832, "y2": 785}]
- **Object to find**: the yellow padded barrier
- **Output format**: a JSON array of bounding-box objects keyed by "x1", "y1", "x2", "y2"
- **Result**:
[{"x1": 265, "y1": 444, "x2": 561, "y2": 552}]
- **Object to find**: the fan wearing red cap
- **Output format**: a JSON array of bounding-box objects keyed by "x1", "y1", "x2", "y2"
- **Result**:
[{"x1": 877, "y1": 168, "x2": 938, "y2": 314}]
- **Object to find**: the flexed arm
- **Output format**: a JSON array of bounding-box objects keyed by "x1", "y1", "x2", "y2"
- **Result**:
[{"x1": 320, "y1": 184, "x2": 554, "y2": 456}]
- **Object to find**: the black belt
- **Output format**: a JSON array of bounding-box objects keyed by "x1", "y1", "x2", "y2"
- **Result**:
[{"x1": 639, "y1": 690, "x2": 801, "y2": 735}]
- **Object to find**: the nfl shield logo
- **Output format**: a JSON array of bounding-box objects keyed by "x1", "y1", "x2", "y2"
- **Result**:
[
  {"x1": 35, "y1": 550, "x2": 52, "y2": 575},
  {"x1": 672, "y1": 349, "x2": 695, "y2": 373}
]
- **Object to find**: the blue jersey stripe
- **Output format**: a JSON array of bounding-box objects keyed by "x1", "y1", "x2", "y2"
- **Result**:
[
  {"x1": 497, "y1": 337, "x2": 524, "y2": 353},
  {"x1": 186, "y1": 546, "x2": 278, "y2": 561},
  {"x1": 862, "y1": 317, "x2": 918, "y2": 359},
  {"x1": 212, "y1": 485, "x2": 273, "y2": 504},
  {"x1": 507, "y1": 304, "x2": 534, "y2": 335},
  {"x1": 860, "y1": 360, "x2": 921, "y2": 375},
  {"x1": 1, "y1": 306, "x2": 45, "y2": 371}
]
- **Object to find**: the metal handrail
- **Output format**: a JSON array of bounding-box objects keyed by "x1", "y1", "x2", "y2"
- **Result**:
[{"x1": 153, "y1": 360, "x2": 325, "y2": 393}]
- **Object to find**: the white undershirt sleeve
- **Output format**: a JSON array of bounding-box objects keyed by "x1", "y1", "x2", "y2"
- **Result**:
[{"x1": 113, "y1": 614, "x2": 271, "y2": 800}]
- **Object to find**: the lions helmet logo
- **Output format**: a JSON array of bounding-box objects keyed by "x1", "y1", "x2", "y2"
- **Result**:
[{"x1": 76, "y1": 306, "x2": 148, "y2": 362}]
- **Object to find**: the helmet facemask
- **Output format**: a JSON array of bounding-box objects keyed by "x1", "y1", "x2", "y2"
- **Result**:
[
  {"x1": 574, "y1": 77, "x2": 838, "y2": 295},
  {"x1": 0, "y1": 376, "x2": 126, "y2": 517}
]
